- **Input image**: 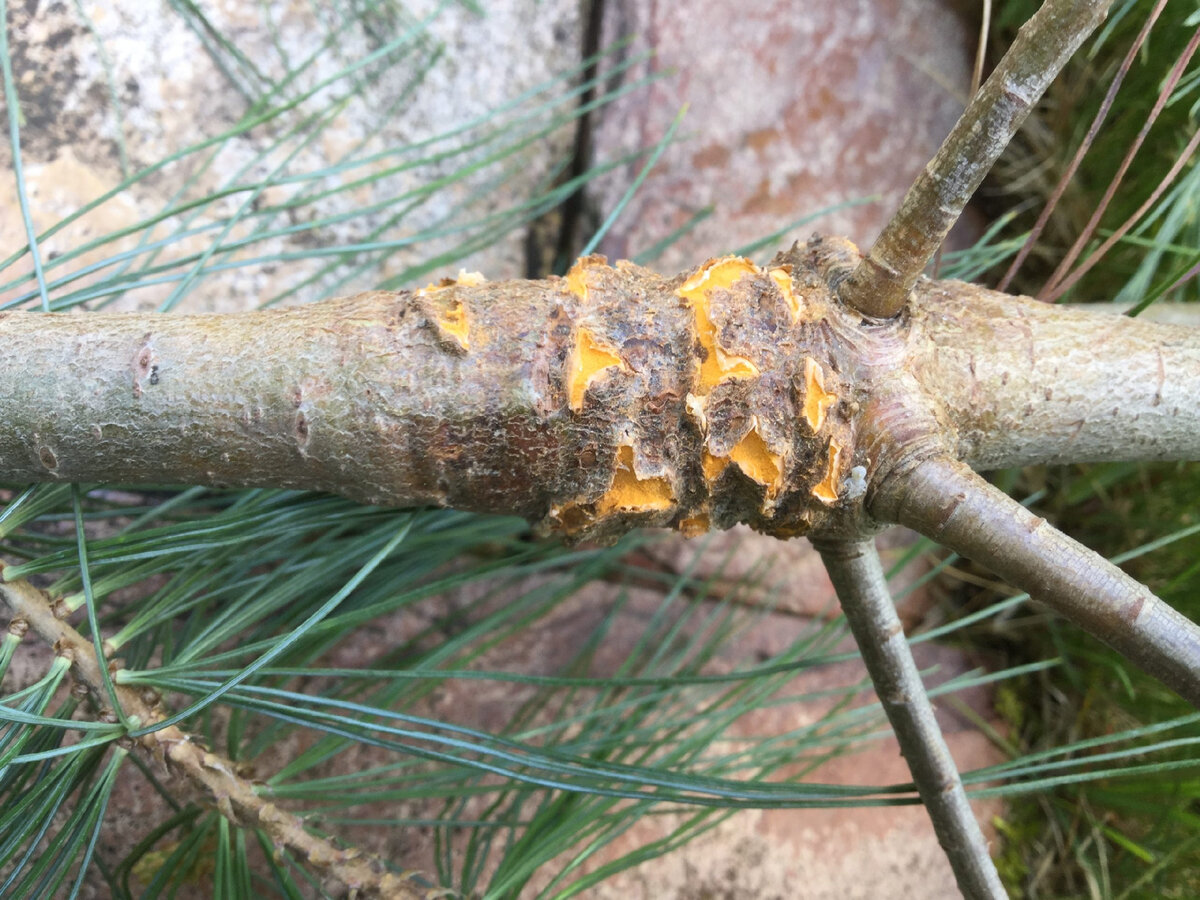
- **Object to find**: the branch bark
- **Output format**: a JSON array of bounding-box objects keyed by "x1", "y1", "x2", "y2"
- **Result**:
[
  {"x1": 871, "y1": 456, "x2": 1200, "y2": 708},
  {"x1": 0, "y1": 256, "x2": 861, "y2": 543},
  {"x1": 814, "y1": 538, "x2": 1005, "y2": 900},
  {"x1": 836, "y1": 0, "x2": 1114, "y2": 319},
  {"x1": 909, "y1": 279, "x2": 1200, "y2": 469},
  {"x1": 0, "y1": 576, "x2": 430, "y2": 900},
  {"x1": 3, "y1": 249, "x2": 1200, "y2": 549}
]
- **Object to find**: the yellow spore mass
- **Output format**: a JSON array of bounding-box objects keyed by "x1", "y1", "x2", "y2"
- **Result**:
[
  {"x1": 418, "y1": 269, "x2": 486, "y2": 295},
  {"x1": 677, "y1": 513, "x2": 711, "y2": 537},
  {"x1": 452, "y1": 270, "x2": 486, "y2": 288},
  {"x1": 702, "y1": 450, "x2": 729, "y2": 482},
  {"x1": 567, "y1": 328, "x2": 625, "y2": 412},
  {"x1": 435, "y1": 299, "x2": 470, "y2": 351},
  {"x1": 596, "y1": 445, "x2": 674, "y2": 515},
  {"x1": 701, "y1": 421, "x2": 784, "y2": 496},
  {"x1": 768, "y1": 266, "x2": 801, "y2": 320},
  {"x1": 803, "y1": 358, "x2": 836, "y2": 432},
  {"x1": 417, "y1": 270, "x2": 485, "y2": 351},
  {"x1": 811, "y1": 439, "x2": 843, "y2": 504},
  {"x1": 677, "y1": 257, "x2": 761, "y2": 394},
  {"x1": 727, "y1": 425, "x2": 783, "y2": 495},
  {"x1": 565, "y1": 255, "x2": 607, "y2": 302}
]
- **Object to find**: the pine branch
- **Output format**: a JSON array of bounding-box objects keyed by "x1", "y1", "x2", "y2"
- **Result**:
[
  {"x1": 814, "y1": 538, "x2": 1005, "y2": 900},
  {"x1": 0, "y1": 575, "x2": 434, "y2": 900},
  {"x1": 0, "y1": 256, "x2": 859, "y2": 544},
  {"x1": 871, "y1": 456, "x2": 1200, "y2": 708},
  {"x1": 4, "y1": 247, "x2": 1200, "y2": 551},
  {"x1": 836, "y1": 0, "x2": 1114, "y2": 319},
  {"x1": 907, "y1": 274, "x2": 1200, "y2": 470}
]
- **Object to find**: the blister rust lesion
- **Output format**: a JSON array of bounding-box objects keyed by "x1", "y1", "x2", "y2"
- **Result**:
[
  {"x1": 674, "y1": 253, "x2": 853, "y2": 533},
  {"x1": 811, "y1": 438, "x2": 844, "y2": 504},
  {"x1": 677, "y1": 257, "x2": 763, "y2": 392},
  {"x1": 802, "y1": 358, "x2": 836, "y2": 432},
  {"x1": 563, "y1": 256, "x2": 631, "y2": 412},
  {"x1": 595, "y1": 445, "x2": 674, "y2": 515},
  {"x1": 547, "y1": 256, "x2": 688, "y2": 539},
  {"x1": 679, "y1": 257, "x2": 788, "y2": 515},
  {"x1": 542, "y1": 249, "x2": 859, "y2": 543},
  {"x1": 417, "y1": 269, "x2": 485, "y2": 352}
]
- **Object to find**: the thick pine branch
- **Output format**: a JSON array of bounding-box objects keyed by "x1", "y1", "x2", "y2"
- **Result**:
[
  {"x1": 0, "y1": 576, "x2": 430, "y2": 900},
  {"x1": 906, "y1": 277, "x2": 1200, "y2": 470},
  {"x1": 872, "y1": 456, "x2": 1200, "y2": 708},
  {"x1": 0, "y1": 255, "x2": 865, "y2": 544},
  {"x1": 815, "y1": 538, "x2": 1005, "y2": 900},
  {"x1": 837, "y1": 0, "x2": 1114, "y2": 319},
  {"x1": 2, "y1": 245, "x2": 1199, "y2": 709},
  {"x1": 3, "y1": 248, "x2": 1200, "y2": 547}
]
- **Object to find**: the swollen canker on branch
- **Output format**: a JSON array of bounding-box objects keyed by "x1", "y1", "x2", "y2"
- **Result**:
[{"x1": 0, "y1": 249, "x2": 864, "y2": 542}]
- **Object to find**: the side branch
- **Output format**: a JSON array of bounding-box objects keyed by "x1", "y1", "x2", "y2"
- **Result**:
[
  {"x1": 909, "y1": 279, "x2": 1200, "y2": 469},
  {"x1": 872, "y1": 457, "x2": 1200, "y2": 709},
  {"x1": 837, "y1": 0, "x2": 1113, "y2": 318},
  {"x1": 0, "y1": 577, "x2": 429, "y2": 900},
  {"x1": 814, "y1": 539, "x2": 1004, "y2": 900}
]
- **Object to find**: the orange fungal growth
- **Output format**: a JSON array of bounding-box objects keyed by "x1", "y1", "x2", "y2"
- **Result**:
[
  {"x1": 702, "y1": 450, "x2": 730, "y2": 482},
  {"x1": 565, "y1": 254, "x2": 608, "y2": 301},
  {"x1": 812, "y1": 439, "x2": 843, "y2": 505},
  {"x1": 678, "y1": 513, "x2": 711, "y2": 538},
  {"x1": 567, "y1": 328, "x2": 625, "y2": 412},
  {"x1": 453, "y1": 270, "x2": 486, "y2": 288},
  {"x1": 596, "y1": 445, "x2": 674, "y2": 515},
  {"x1": 702, "y1": 422, "x2": 785, "y2": 497},
  {"x1": 803, "y1": 358, "x2": 836, "y2": 432},
  {"x1": 677, "y1": 256, "x2": 761, "y2": 394},
  {"x1": 727, "y1": 423, "x2": 783, "y2": 495},
  {"x1": 417, "y1": 269, "x2": 484, "y2": 351},
  {"x1": 435, "y1": 298, "x2": 470, "y2": 351},
  {"x1": 768, "y1": 266, "x2": 801, "y2": 320},
  {"x1": 418, "y1": 269, "x2": 486, "y2": 295}
]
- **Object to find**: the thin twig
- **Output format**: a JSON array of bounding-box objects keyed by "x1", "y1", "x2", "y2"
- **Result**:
[
  {"x1": 872, "y1": 456, "x2": 1200, "y2": 709},
  {"x1": 837, "y1": 0, "x2": 1114, "y2": 318},
  {"x1": 0, "y1": 576, "x2": 435, "y2": 900},
  {"x1": 996, "y1": 0, "x2": 1168, "y2": 294},
  {"x1": 814, "y1": 538, "x2": 1005, "y2": 900}
]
